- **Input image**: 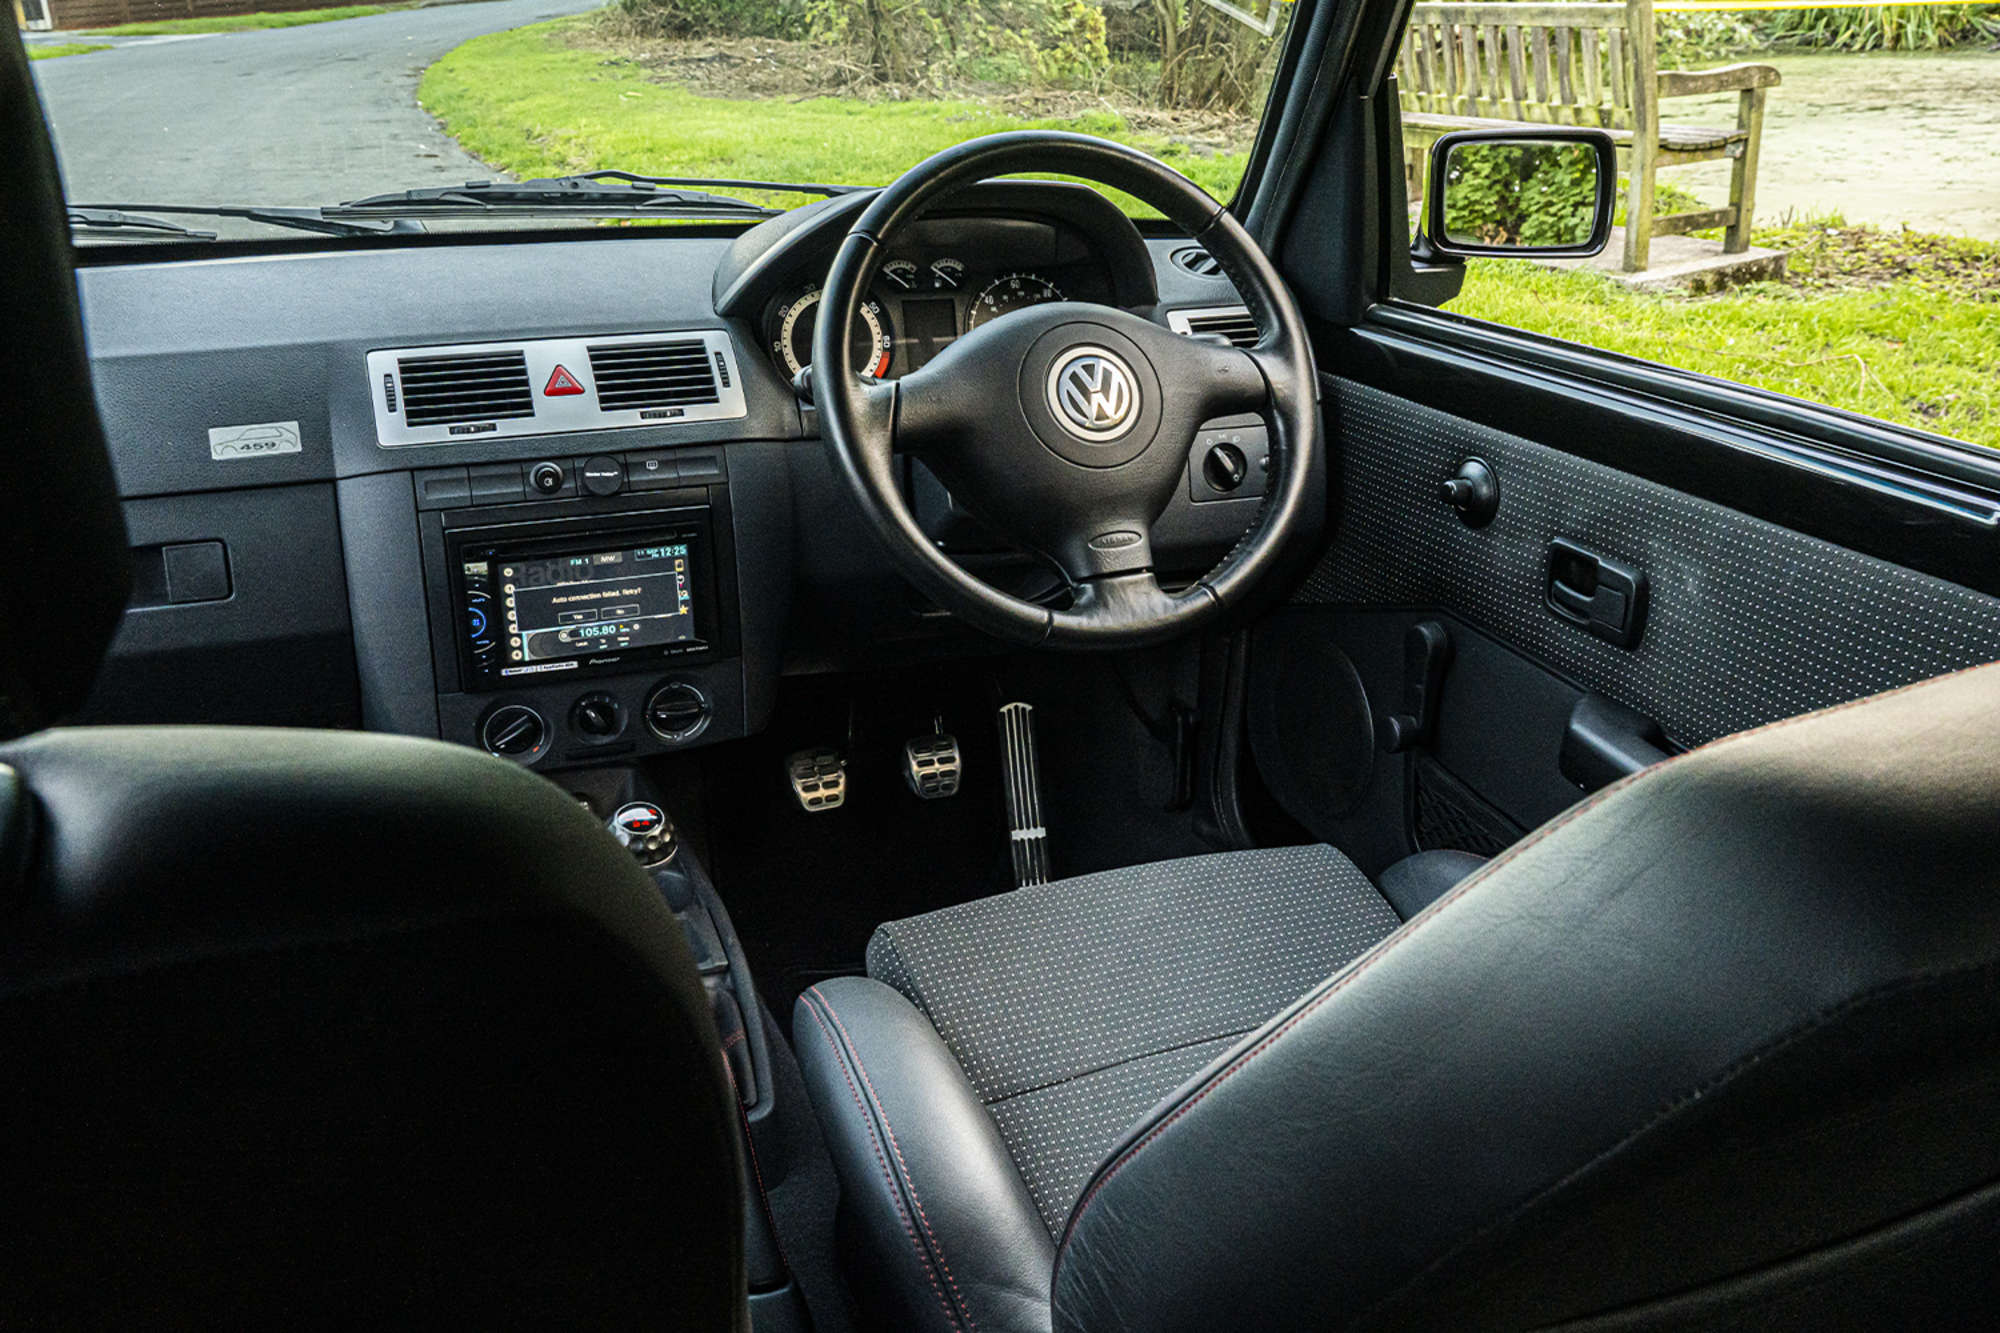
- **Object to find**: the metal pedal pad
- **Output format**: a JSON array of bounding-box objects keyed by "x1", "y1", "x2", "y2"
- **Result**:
[
  {"x1": 904, "y1": 721, "x2": 962, "y2": 800},
  {"x1": 997, "y1": 702, "x2": 1049, "y2": 887},
  {"x1": 785, "y1": 747, "x2": 847, "y2": 812}
]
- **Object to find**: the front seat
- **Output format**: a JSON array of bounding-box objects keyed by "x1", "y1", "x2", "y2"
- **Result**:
[
  {"x1": 0, "y1": 31, "x2": 745, "y2": 1327},
  {"x1": 799, "y1": 664, "x2": 2000, "y2": 1332}
]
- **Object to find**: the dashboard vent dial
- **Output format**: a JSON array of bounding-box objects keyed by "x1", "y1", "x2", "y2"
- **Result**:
[
  {"x1": 480, "y1": 703, "x2": 549, "y2": 763},
  {"x1": 395, "y1": 350, "x2": 535, "y2": 427},
  {"x1": 587, "y1": 339, "x2": 721, "y2": 412},
  {"x1": 644, "y1": 681, "x2": 711, "y2": 743}
]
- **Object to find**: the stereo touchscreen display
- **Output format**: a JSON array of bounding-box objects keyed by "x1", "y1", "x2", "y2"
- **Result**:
[{"x1": 455, "y1": 529, "x2": 711, "y2": 688}]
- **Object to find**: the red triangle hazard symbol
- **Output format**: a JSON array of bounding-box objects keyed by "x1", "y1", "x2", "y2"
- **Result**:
[{"x1": 544, "y1": 365, "x2": 585, "y2": 397}]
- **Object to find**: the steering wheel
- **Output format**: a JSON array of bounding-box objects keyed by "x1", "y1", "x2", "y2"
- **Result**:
[{"x1": 815, "y1": 131, "x2": 1319, "y2": 649}]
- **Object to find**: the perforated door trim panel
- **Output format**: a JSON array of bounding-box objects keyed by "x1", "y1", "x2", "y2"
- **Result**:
[{"x1": 1299, "y1": 378, "x2": 2000, "y2": 746}]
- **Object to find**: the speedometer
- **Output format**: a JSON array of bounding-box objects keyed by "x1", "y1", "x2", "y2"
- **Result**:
[
  {"x1": 775, "y1": 288, "x2": 892, "y2": 379},
  {"x1": 966, "y1": 273, "x2": 1065, "y2": 330}
]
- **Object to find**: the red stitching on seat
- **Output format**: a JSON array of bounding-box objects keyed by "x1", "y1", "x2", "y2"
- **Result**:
[
  {"x1": 1054, "y1": 660, "x2": 2000, "y2": 1263},
  {"x1": 800, "y1": 991, "x2": 962, "y2": 1331},
  {"x1": 811, "y1": 986, "x2": 981, "y2": 1333}
]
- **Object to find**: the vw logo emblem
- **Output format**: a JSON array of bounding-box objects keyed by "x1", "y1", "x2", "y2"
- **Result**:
[{"x1": 1048, "y1": 348, "x2": 1139, "y2": 441}]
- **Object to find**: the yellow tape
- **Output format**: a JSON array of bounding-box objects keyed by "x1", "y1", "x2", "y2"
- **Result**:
[{"x1": 1655, "y1": 0, "x2": 1991, "y2": 10}]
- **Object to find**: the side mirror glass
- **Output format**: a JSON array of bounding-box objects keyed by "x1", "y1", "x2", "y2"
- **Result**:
[{"x1": 1418, "y1": 129, "x2": 1618, "y2": 260}]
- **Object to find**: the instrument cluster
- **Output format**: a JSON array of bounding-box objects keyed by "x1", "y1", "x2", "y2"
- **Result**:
[{"x1": 765, "y1": 248, "x2": 1114, "y2": 382}]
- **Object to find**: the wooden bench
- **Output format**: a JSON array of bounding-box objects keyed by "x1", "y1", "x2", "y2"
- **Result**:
[{"x1": 1395, "y1": 0, "x2": 1779, "y2": 271}]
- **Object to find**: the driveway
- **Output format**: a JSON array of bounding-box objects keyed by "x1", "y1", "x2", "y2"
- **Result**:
[
  {"x1": 31, "y1": 0, "x2": 605, "y2": 222},
  {"x1": 1660, "y1": 50, "x2": 2000, "y2": 240}
]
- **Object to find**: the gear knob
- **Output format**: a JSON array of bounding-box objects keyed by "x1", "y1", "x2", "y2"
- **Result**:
[{"x1": 607, "y1": 801, "x2": 677, "y2": 868}]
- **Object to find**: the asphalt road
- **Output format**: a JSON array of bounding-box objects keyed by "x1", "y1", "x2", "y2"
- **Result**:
[{"x1": 31, "y1": 0, "x2": 605, "y2": 229}]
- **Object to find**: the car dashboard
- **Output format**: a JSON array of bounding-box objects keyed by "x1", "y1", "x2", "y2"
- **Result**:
[{"x1": 71, "y1": 181, "x2": 1275, "y2": 773}]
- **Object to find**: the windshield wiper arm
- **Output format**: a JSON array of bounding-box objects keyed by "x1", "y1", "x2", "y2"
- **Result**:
[
  {"x1": 566, "y1": 169, "x2": 866, "y2": 199},
  {"x1": 331, "y1": 175, "x2": 787, "y2": 220},
  {"x1": 69, "y1": 202, "x2": 421, "y2": 239},
  {"x1": 69, "y1": 208, "x2": 219, "y2": 241}
]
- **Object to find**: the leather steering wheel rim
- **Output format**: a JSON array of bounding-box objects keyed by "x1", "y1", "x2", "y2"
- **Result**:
[{"x1": 815, "y1": 130, "x2": 1319, "y2": 650}]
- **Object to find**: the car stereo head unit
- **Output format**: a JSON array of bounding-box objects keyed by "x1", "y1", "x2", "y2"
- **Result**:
[{"x1": 449, "y1": 517, "x2": 722, "y2": 691}]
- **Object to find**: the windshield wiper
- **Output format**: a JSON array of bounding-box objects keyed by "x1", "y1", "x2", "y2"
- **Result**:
[
  {"x1": 69, "y1": 208, "x2": 220, "y2": 241},
  {"x1": 330, "y1": 174, "x2": 804, "y2": 220},
  {"x1": 69, "y1": 203, "x2": 421, "y2": 239}
]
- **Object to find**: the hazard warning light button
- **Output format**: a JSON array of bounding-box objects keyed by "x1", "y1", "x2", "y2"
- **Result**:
[{"x1": 544, "y1": 365, "x2": 585, "y2": 397}]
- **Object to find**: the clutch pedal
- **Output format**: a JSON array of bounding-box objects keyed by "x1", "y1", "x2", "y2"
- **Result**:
[
  {"x1": 785, "y1": 747, "x2": 847, "y2": 813},
  {"x1": 904, "y1": 719, "x2": 962, "y2": 799},
  {"x1": 997, "y1": 702, "x2": 1049, "y2": 887}
]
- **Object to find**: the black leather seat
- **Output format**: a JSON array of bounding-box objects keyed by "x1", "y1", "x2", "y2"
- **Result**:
[
  {"x1": 798, "y1": 667, "x2": 2000, "y2": 1332},
  {"x1": 1, "y1": 29, "x2": 746, "y2": 1326}
]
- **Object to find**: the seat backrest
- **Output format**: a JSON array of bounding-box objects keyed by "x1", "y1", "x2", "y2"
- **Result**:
[
  {"x1": 0, "y1": 27, "x2": 744, "y2": 1327},
  {"x1": 1053, "y1": 663, "x2": 2000, "y2": 1332},
  {"x1": 0, "y1": 727, "x2": 748, "y2": 1326},
  {"x1": 1398, "y1": 0, "x2": 1655, "y2": 131}
]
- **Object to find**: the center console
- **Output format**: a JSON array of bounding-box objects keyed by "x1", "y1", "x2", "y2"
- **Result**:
[{"x1": 411, "y1": 447, "x2": 762, "y2": 769}]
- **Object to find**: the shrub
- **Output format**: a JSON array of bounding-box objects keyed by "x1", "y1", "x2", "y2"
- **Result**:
[
  {"x1": 610, "y1": 0, "x2": 810, "y2": 39},
  {"x1": 1441, "y1": 142, "x2": 1600, "y2": 248},
  {"x1": 1756, "y1": 4, "x2": 2000, "y2": 51}
]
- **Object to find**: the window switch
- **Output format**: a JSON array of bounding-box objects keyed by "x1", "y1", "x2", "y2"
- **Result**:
[{"x1": 163, "y1": 541, "x2": 231, "y2": 604}]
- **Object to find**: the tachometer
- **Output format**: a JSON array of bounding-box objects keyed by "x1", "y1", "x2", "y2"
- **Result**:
[
  {"x1": 966, "y1": 272, "x2": 1065, "y2": 329},
  {"x1": 775, "y1": 287, "x2": 892, "y2": 379}
]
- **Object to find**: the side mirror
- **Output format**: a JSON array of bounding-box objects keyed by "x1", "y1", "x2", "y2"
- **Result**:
[{"x1": 1415, "y1": 128, "x2": 1618, "y2": 261}]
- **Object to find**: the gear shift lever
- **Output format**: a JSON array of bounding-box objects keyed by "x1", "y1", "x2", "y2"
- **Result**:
[{"x1": 606, "y1": 801, "x2": 695, "y2": 911}]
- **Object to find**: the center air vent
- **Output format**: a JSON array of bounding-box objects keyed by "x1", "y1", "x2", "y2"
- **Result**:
[
  {"x1": 368, "y1": 330, "x2": 746, "y2": 447},
  {"x1": 396, "y1": 350, "x2": 535, "y2": 428},
  {"x1": 588, "y1": 339, "x2": 721, "y2": 412},
  {"x1": 1167, "y1": 306, "x2": 1260, "y2": 349}
]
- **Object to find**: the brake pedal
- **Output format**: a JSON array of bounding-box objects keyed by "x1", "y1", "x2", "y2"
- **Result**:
[
  {"x1": 997, "y1": 702, "x2": 1049, "y2": 887},
  {"x1": 785, "y1": 747, "x2": 847, "y2": 812},
  {"x1": 904, "y1": 719, "x2": 963, "y2": 800}
]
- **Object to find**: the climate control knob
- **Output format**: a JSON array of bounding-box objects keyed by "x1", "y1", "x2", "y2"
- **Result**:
[
  {"x1": 570, "y1": 691, "x2": 623, "y2": 740},
  {"x1": 644, "y1": 681, "x2": 710, "y2": 743},
  {"x1": 480, "y1": 703, "x2": 548, "y2": 762}
]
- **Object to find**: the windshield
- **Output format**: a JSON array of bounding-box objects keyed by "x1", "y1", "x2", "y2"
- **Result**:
[{"x1": 27, "y1": 0, "x2": 1298, "y2": 244}]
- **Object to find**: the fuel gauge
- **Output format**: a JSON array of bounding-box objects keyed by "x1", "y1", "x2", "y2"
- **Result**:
[{"x1": 929, "y1": 258, "x2": 966, "y2": 290}]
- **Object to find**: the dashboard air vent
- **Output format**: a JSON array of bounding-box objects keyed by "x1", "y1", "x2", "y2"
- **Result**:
[
  {"x1": 1170, "y1": 245, "x2": 1227, "y2": 277},
  {"x1": 395, "y1": 350, "x2": 535, "y2": 427},
  {"x1": 368, "y1": 330, "x2": 745, "y2": 446},
  {"x1": 588, "y1": 339, "x2": 721, "y2": 412},
  {"x1": 1171, "y1": 307, "x2": 1260, "y2": 349}
]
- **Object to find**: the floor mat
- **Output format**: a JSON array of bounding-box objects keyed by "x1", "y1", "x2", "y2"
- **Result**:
[
  {"x1": 700, "y1": 665, "x2": 1016, "y2": 1022},
  {"x1": 700, "y1": 652, "x2": 1217, "y2": 1025}
]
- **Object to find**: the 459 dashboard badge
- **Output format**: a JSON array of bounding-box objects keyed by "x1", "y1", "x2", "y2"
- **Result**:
[{"x1": 208, "y1": 420, "x2": 303, "y2": 461}]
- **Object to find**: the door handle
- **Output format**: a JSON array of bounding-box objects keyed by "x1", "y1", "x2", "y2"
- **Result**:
[{"x1": 1547, "y1": 538, "x2": 1648, "y2": 648}]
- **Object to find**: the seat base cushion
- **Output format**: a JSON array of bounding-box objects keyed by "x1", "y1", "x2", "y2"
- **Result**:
[{"x1": 866, "y1": 845, "x2": 1401, "y2": 1233}]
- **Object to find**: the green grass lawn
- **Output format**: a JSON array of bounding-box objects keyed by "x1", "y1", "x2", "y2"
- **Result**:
[
  {"x1": 423, "y1": 18, "x2": 1997, "y2": 450},
  {"x1": 1456, "y1": 242, "x2": 1998, "y2": 448},
  {"x1": 29, "y1": 42, "x2": 111, "y2": 59},
  {"x1": 418, "y1": 22, "x2": 1248, "y2": 211},
  {"x1": 84, "y1": 3, "x2": 403, "y2": 36}
]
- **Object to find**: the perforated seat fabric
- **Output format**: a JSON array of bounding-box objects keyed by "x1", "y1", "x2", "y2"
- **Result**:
[{"x1": 864, "y1": 844, "x2": 1401, "y2": 1233}]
